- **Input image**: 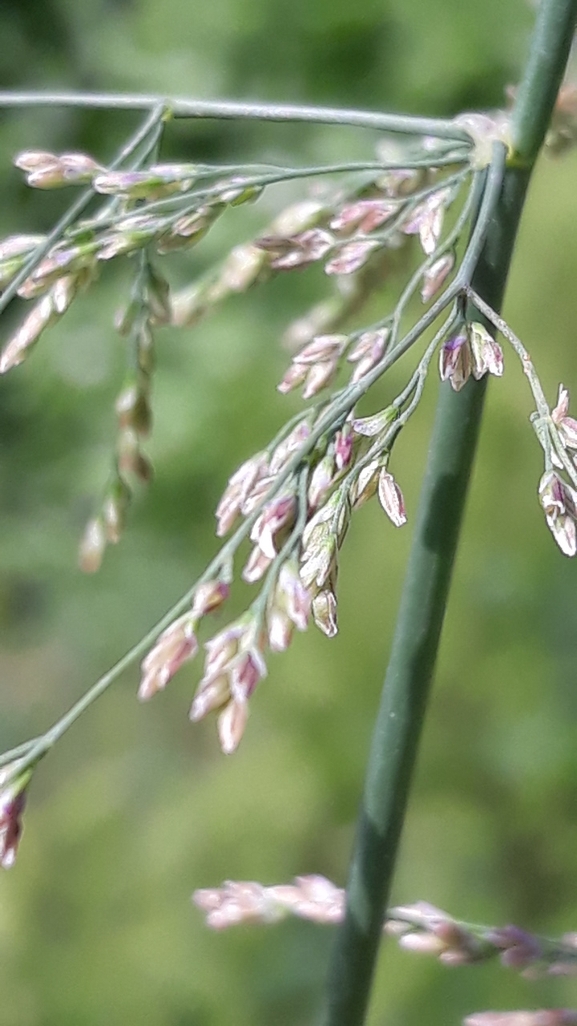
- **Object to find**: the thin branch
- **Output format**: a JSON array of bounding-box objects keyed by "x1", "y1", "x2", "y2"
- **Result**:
[
  {"x1": 464, "y1": 286, "x2": 577, "y2": 489},
  {"x1": 510, "y1": 0, "x2": 577, "y2": 165},
  {"x1": 464, "y1": 285, "x2": 549, "y2": 414},
  {"x1": 0, "y1": 91, "x2": 472, "y2": 143},
  {"x1": 66, "y1": 161, "x2": 470, "y2": 238}
]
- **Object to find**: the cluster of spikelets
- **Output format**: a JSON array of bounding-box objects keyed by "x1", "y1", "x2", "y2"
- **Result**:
[
  {"x1": 0, "y1": 142, "x2": 470, "y2": 568},
  {"x1": 192, "y1": 878, "x2": 577, "y2": 1026},
  {"x1": 133, "y1": 304, "x2": 577, "y2": 756},
  {"x1": 0, "y1": 138, "x2": 516, "y2": 760},
  {"x1": 132, "y1": 150, "x2": 514, "y2": 756},
  {"x1": 193, "y1": 878, "x2": 577, "y2": 979},
  {"x1": 2, "y1": 134, "x2": 576, "y2": 769},
  {"x1": 136, "y1": 319, "x2": 509, "y2": 756},
  {"x1": 1, "y1": 144, "x2": 464, "y2": 377}
]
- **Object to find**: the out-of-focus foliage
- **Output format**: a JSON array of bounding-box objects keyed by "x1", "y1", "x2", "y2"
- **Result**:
[{"x1": 1, "y1": 1, "x2": 577, "y2": 1025}]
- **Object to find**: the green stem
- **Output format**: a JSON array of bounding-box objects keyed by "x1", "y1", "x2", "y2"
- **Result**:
[
  {"x1": 0, "y1": 91, "x2": 471, "y2": 142},
  {"x1": 320, "y1": 0, "x2": 577, "y2": 1022},
  {"x1": 320, "y1": 145, "x2": 512, "y2": 1026},
  {"x1": 510, "y1": 0, "x2": 577, "y2": 165}
]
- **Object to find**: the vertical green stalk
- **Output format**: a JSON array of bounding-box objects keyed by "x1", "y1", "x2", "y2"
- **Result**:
[{"x1": 320, "y1": 1, "x2": 577, "y2": 1024}]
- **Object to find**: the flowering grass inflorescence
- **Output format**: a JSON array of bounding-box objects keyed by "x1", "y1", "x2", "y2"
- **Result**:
[
  {"x1": 193, "y1": 876, "x2": 577, "y2": 980},
  {"x1": 0, "y1": 120, "x2": 486, "y2": 753},
  {"x1": 193, "y1": 876, "x2": 577, "y2": 1026},
  {"x1": 1, "y1": 2, "x2": 577, "y2": 1023},
  {"x1": 193, "y1": 874, "x2": 577, "y2": 976},
  {"x1": 0, "y1": 93, "x2": 573, "y2": 866}
]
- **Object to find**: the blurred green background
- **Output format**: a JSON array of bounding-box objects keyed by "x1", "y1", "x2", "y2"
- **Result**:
[{"x1": 1, "y1": 1, "x2": 577, "y2": 1024}]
